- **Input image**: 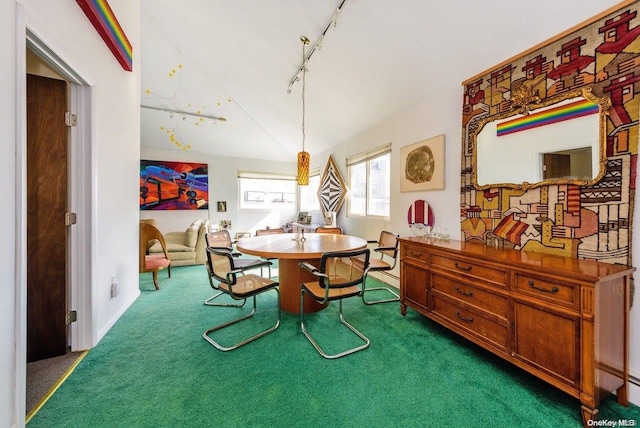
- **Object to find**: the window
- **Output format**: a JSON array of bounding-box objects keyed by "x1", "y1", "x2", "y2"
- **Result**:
[
  {"x1": 347, "y1": 144, "x2": 391, "y2": 218},
  {"x1": 238, "y1": 171, "x2": 296, "y2": 210},
  {"x1": 298, "y1": 169, "x2": 320, "y2": 212}
]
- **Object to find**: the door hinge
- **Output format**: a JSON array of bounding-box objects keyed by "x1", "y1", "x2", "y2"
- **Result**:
[
  {"x1": 66, "y1": 310, "x2": 77, "y2": 325},
  {"x1": 65, "y1": 112, "x2": 77, "y2": 127},
  {"x1": 65, "y1": 212, "x2": 77, "y2": 226}
]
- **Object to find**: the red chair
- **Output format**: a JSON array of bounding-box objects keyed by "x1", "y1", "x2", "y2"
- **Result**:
[{"x1": 139, "y1": 223, "x2": 171, "y2": 290}]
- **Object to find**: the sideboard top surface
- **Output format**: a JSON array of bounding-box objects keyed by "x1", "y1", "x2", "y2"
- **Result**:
[{"x1": 399, "y1": 236, "x2": 635, "y2": 282}]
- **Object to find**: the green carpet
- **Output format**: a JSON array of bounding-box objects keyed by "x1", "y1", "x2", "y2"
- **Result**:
[{"x1": 28, "y1": 265, "x2": 640, "y2": 427}]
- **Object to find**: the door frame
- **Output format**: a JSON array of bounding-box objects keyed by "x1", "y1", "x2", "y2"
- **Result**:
[{"x1": 15, "y1": 5, "x2": 94, "y2": 422}]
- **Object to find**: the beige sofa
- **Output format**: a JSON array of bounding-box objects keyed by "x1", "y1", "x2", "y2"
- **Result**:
[{"x1": 149, "y1": 219, "x2": 209, "y2": 266}]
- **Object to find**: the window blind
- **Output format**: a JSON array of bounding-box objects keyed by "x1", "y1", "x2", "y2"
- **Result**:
[
  {"x1": 237, "y1": 171, "x2": 296, "y2": 181},
  {"x1": 346, "y1": 143, "x2": 392, "y2": 166}
]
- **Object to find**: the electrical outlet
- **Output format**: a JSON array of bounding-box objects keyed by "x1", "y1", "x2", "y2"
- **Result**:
[{"x1": 111, "y1": 276, "x2": 119, "y2": 298}]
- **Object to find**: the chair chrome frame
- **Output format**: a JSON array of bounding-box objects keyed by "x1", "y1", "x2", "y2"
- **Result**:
[
  {"x1": 363, "y1": 231, "x2": 400, "y2": 305},
  {"x1": 203, "y1": 247, "x2": 280, "y2": 351},
  {"x1": 204, "y1": 231, "x2": 273, "y2": 304},
  {"x1": 299, "y1": 248, "x2": 371, "y2": 359}
]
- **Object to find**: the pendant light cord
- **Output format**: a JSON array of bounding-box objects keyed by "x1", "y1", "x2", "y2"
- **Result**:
[{"x1": 301, "y1": 38, "x2": 307, "y2": 153}]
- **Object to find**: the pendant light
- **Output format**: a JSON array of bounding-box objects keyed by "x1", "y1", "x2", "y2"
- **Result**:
[{"x1": 297, "y1": 36, "x2": 311, "y2": 186}]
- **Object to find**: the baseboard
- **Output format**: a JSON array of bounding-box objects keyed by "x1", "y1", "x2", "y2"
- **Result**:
[
  {"x1": 369, "y1": 271, "x2": 399, "y2": 289},
  {"x1": 96, "y1": 289, "x2": 139, "y2": 343},
  {"x1": 628, "y1": 376, "x2": 640, "y2": 406}
]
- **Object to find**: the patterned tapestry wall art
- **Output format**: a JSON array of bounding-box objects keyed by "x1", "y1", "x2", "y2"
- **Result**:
[
  {"x1": 76, "y1": 0, "x2": 132, "y2": 71},
  {"x1": 460, "y1": 1, "x2": 639, "y2": 265},
  {"x1": 140, "y1": 160, "x2": 209, "y2": 210},
  {"x1": 317, "y1": 154, "x2": 347, "y2": 215}
]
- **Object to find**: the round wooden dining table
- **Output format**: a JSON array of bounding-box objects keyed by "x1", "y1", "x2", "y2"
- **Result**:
[{"x1": 236, "y1": 233, "x2": 368, "y2": 313}]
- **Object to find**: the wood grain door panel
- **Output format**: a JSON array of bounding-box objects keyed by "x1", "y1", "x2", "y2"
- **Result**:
[{"x1": 27, "y1": 74, "x2": 68, "y2": 362}]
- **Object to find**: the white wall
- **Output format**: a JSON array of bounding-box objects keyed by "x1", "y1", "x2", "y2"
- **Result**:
[
  {"x1": 6, "y1": 1, "x2": 141, "y2": 426},
  {"x1": 2, "y1": 1, "x2": 17, "y2": 426},
  {"x1": 326, "y1": 69, "x2": 640, "y2": 405},
  {"x1": 140, "y1": 147, "x2": 298, "y2": 236},
  {"x1": 328, "y1": 85, "x2": 463, "y2": 243}
]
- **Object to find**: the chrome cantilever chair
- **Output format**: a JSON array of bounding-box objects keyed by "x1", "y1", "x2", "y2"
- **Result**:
[
  {"x1": 203, "y1": 247, "x2": 280, "y2": 351},
  {"x1": 206, "y1": 230, "x2": 242, "y2": 257},
  {"x1": 204, "y1": 230, "x2": 273, "y2": 305},
  {"x1": 299, "y1": 248, "x2": 371, "y2": 359},
  {"x1": 362, "y1": 230, "x2": 400, "y2": 305},
  {"x1": 254, "y1": 228, "x2": 285, "y2": 277},
  {"x1": 255, "y1": 227, "x2": 285, "y2": 236}
]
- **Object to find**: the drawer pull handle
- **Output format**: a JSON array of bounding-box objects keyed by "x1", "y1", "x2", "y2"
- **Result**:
[
  {"x1": 455, "y1": 287, "x2": 474, "y2": 297},
  {"x1": 410, "y1": 251, "x2": 423, "y2": 257},
  {"x1": 455, "y1": 311, "x2": 473, "y2": 323},
  {"x1": 455, "y1": 262, "x2": 472, "y2": 271},
  {"x1": 528, "y1": 280, "x2": 559, "y2": 294}
]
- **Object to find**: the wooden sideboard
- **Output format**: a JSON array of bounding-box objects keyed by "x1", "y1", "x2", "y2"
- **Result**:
[{"x1": 399, "y1": 236, "x2": 635, "y2": 426}]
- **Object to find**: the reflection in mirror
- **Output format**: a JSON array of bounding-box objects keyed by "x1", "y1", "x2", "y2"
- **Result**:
[
  {"x1": 542, "y1": 147, "x2": 592, "y2": 180},
  {"x1": 472, "y1": 87, "x2": 610, "y2": 190}
]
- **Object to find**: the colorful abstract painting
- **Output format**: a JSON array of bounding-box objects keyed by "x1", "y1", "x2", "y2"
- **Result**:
[{"x1": 140, "y1": 160, "x2": 208, "y2": 210}]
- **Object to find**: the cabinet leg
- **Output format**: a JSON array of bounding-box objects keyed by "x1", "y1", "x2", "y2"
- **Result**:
[
  {"x1": 617, "y1": 383, "x2": 629, "y2": 406},
  {"x1": 400, "y1": 303, "x2": 407, "y2": 316},
  {"x1": 581, "y1": 405, "x2": 598, "y2": 428}
]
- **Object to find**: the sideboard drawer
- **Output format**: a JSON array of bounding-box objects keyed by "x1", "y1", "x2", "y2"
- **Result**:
[
  {"x1": 514, "y1": 273, "x2": 578, "y2": 309},
  {"x1": 403, "y1": 245, "x2": 429, "y2": 263},
  {"x1": 432, "y1": 273, "x2": 508, "y2": 318},
  {"x1": 431, "y1": 294, "x2": 509, "y2": 351},
  {"x1": 431, "y1": 254, "x2": 508, "y2": 287}
]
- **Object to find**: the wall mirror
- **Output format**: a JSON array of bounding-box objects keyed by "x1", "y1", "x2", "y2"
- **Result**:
[{"x1": 472, "y1": 87, "x2": 611, "y2": 190}]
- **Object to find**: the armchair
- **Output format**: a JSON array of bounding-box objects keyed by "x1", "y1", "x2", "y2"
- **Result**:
[{"x1": 139, "y1": 222, "x2": 171, "y2": 290}]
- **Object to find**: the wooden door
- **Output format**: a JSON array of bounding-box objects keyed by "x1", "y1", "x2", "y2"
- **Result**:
[
  {"x1": 27, "y1": 74, "x2": 68, "y2": 362},
  {"x1": 543, "y1": 153, "x2": 571, "y2": 179}
]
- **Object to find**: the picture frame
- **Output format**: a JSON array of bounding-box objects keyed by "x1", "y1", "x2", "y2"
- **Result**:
[
  {"x1": 400, "y1": 134, "x2": 445, "y2": 192},
  {"x1": 297, "y1": 211, "x2": 308, "y2": 222},
  {"x1": 140, "y1": 159, "x2": 209, "y2": 210},
  {"x1": 217, "y1": 201, "x2": 227, "y2": 212}
]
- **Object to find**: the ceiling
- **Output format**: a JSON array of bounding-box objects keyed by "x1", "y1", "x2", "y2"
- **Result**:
[{"x1": 140, "y1": 0, "x2": 620, "y2": 163}]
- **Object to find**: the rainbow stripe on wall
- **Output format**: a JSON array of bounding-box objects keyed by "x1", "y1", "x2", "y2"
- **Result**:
[
  {"x1": 76, "y1": 0, "x2": 132, "y2": 71},
  {"x1": 497, "y1": 98, "x2": 598, "y2": 137}
]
